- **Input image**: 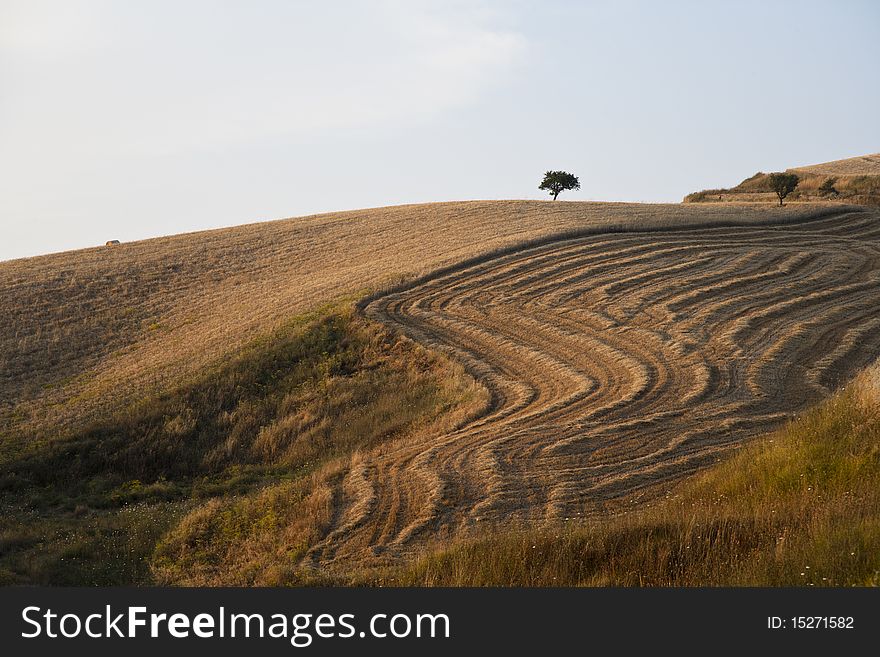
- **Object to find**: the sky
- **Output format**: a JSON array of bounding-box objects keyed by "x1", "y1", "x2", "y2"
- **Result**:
[{"x1": 1, "y1": 0, "x2": 879, "y2": 261}]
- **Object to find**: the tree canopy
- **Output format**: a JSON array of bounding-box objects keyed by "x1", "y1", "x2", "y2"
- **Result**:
[
  {"x1": 768, "y1": 172, "x2": 799, "y2": 206},
  {"x1": 539, "y1": 171, "x2": 580, "y2": 200}
]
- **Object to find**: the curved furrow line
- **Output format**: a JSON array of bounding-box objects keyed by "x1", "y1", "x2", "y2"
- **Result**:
[
  {"x1": 680, "y1": 251, "x2": 870, "y2": 350},
  {"x1": 775, "y1": 209, "x2": 869, "y2": 234},
  {"x1": 809, "y1": 316, "x2": 880, "y2": 390}
]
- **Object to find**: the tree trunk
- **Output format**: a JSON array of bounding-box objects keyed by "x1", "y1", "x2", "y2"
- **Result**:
[{"x1": 553, "y1": 190, "x2": 560, "y2": 200}]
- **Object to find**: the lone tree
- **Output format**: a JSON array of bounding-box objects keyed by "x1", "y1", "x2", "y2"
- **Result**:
[
  {"x1": 768, "y1": 172, "x2": 799, "y2": 206},
  {"x1": 539, "y1": 170, "x2": 580, "y2": 200}
]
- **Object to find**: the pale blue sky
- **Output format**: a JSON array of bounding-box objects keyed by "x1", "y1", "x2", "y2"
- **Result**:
[{"x1": 2, "y1": 0, "x2": 878, "y2": 261}]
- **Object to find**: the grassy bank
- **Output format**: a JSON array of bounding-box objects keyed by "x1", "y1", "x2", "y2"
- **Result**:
[
  {"x1": 379, "y1": 368, "x2": 880, "y2": 586},
  {"x1": 0, "y1": 301, "x2": 481, "y2": 584}
]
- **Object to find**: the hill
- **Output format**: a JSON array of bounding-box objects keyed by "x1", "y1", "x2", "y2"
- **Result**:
[
  {"x1": 790, "y1": 153, "x2": 880, "y2": 177},
  {"x1": 685, "y1": 153, "x2": 880, "y2": 205},
  {"x1": 2, "y1": 200, "x2": 880, "y2": 585},
  {"x1": 0, "y1": 201, "x2": 826, "y2": 439}
]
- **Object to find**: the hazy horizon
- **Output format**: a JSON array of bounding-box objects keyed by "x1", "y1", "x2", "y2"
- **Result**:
[{"x1": 2, "y1": 0, "x2": 879, "y2": 261}]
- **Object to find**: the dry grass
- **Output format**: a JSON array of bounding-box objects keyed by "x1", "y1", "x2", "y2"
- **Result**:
[
  {"x1": 790, "y1": 153, "x2": 880, "y2": 177},
  {"x1": 0, "y1": 302, "x2": 484, "y2": 584},
  {"x1": 0, "y1": 503, "x2": 184, "y2": 586},
  {"x1": 151, "y1": 468, "x2": 340, "y2": 586}
]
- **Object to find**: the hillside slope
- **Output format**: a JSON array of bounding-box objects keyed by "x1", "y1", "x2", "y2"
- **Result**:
[
  {"x1": 790, "y1": 153, "x2": 880, "y2": 177},
  {"x1": 0, "y1": 201, "x2": 828, "y2": 440},
  {"x1": 154, "y1": 204, "x2": 880, "y2": 582},
  {"x1": 3, "y1": 201, "x2": 880, "y2": 584},
  {"x1": 685, "y1": 153, "x2": 880, "y2": 205}
]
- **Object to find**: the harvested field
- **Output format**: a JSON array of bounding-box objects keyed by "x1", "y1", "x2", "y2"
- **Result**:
[
  {"x1": 0, "y1": 201, "x2": 828, "y2": 439},
  {"x1": 4, "y1": 201, "x2": 880, "y2": 582},
  {"x1": 790, "y1": 153, "x2": 880, "y2": 177},
  {"x1": 300, "y1": 207, "x2": 880, "y2": 567}
]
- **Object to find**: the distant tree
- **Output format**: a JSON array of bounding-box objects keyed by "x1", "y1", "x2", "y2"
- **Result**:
[
  {"x1": 818, "y1": 176, "x2": 839, "y2": 197},
  {"x1": 539, "y1": 170, "x2": 580, "y2": 200},
  {"x1": 768, "y1": 172, "x2": 799, "y2": 206}
]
